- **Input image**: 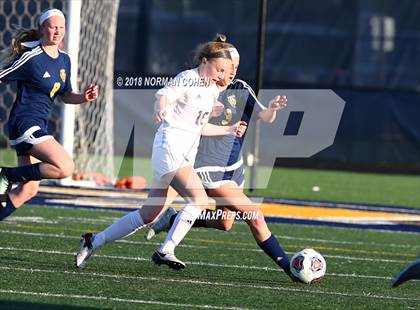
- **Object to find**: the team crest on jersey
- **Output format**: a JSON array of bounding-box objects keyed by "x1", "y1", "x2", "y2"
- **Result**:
[
  {"x1": 60, "y1": 69, "x2": 66, "y2": 82},
  {"x1": 221, "y1": 108, "x2": 233, "y2": 125},
  {"x1": 227, "y1": 95, "x2": 237, "y2": 108}
]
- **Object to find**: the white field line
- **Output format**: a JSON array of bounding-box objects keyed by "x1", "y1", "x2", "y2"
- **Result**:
[
  {"x1": 3, "y1": 215, "x2": 420, "y2": 249},
  {"x1": 274, "y1": 235, "x2": 420, "y2": 249},
  {"x1": 194, "y1": 228, "x2": 420, "y2": 249},
  {"x1": 57, "y1": 216, "x2": 121, "y2": 224},
  {"x1": 0, "y1": 265, "x2": 392, "y2": 282},
  {"x1": 0, "y1": 289, "x2": 249, "y2": 310},
  {"x1": 1, "y1": 267, "x2": 419, "y2": 303},
  {"x1": 0, "y1": 229, "x2": 218, "y2": 250},
  {"x1": 20, "y1": 205, "x2": 420, "y2": 235},
  {"x1": 0, "y1": 245, "x2": 412, "y2": 279},
  {"x1": 0, "y1": 229, "x2": 415, "y2": 264},
  {"x1": 27, "y1": 204, "x2": 126, "y2": 214}
]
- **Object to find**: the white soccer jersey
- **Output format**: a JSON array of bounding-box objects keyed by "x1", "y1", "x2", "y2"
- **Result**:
[
  {"x1": 152, "y1": 68, "x2": 219, "y2": 180},
  {"x1": 155, "y1": 68, "x2": 218, "y2": 136}
]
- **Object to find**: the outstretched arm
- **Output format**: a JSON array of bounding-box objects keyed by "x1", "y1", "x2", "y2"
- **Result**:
[{"x1": 258, "y1": 95, "x2": 287, "y2": 123}]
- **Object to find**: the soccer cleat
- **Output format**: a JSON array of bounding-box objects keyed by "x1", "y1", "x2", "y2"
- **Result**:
[
  {"x1": 0, "y1": 168, "x2": 11, "y2": 208},
  {"x1": 391, "y1": 259, "x2": 420, "y2": 287},
  {"x1": 151, "y1": 251, "x2": 186, "y2": 270},
  {"x1": 285, "y1": 268, "x2": 305, "y2": 284},
  {"x1": 75, "y1": 233, "x2": 95, "y2": 268},
  {"x1": 144, "y1": 207, "x2": 177, "y2": 241},
  {"x1": 0, "y1": 194, "x2": 7, "y2": 209},
  {"x1": 290, "y1": 274, "x2": 306, "y2": 284}
]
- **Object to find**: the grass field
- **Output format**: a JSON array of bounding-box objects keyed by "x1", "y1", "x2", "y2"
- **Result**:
[
  {"x1": 0, "y1": 205, "x2": 419, "y2": 309},
  {"x1": 1, "y1": 150, "x2": 419, "y2": 208},
  {"x1": 114, "y1": 155, "x2": 420, "y2": 209},
  {"x1": 247, "y1": 166, "x2": 420, "y2": 209}
]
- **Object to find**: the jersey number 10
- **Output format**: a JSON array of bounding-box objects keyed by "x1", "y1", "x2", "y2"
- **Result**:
[{"x1": 195, "y1": 110, "x2": 209, "y2": 126}]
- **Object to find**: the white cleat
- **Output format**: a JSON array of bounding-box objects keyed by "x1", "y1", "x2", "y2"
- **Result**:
[
  {"x1": 151, "y1": 251, "x2": 186, "y2": 270},
  {"x1": 0, "y1": 168, "x2": 11, "y2": 208},
  {"x1": 144, "y1": 207, "x2": 177, "y2": 241},
  {"x1": 75, "y1": 233, "x2": 95, "y2": 268}
]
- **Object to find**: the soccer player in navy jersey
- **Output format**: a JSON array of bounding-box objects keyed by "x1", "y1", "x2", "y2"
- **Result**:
[
  {"x1": 0, "y1": 9, "x2": 98, "y2": 220},
  {"x1": 145, "y1": 37, "x2": 298, "y2": 281},
  {"x1": 392, "y1": 258, "x2": 420, "y2": 287}
]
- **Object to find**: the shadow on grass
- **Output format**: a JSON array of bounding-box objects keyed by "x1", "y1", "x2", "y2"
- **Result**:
[
  {"x1": 0, "y1": 300, "x2": 105, "y2": 310},
  {"x1": 0, "y1": 256, "x2": 27, "y2": 263}
]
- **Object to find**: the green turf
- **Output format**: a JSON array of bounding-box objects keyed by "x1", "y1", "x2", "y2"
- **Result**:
[
  {"x1": 0, "y1": 205, "x2": 419, "y2": 309},
  {"x1": 247, "y1": 167, "x2": 420, "y2": 209},
  {"x1": 1, "y1": 149, "x2": 419, "y2": 208},
  {"x1": 114, "y1": 156, "x2": 420, "y2": 209}
]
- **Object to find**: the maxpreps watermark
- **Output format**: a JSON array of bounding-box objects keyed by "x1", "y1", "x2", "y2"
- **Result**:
[
  {"x1": 198, "y1": 209, "x2": 259, "y2": 221},
  {"x1": 112, "y1": 88, "x2": 345, "y2": 189},
  {"x1": 115, "y1": 75, "x2": 209, "y2": 88}
]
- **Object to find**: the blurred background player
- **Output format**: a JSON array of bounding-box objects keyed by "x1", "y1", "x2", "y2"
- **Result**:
[
  {"x1": 146, "y1": 35, "x2": 295, "y2": 281},
  {"x1": 0, "y1": 9, "x2": 98, "y2": 221},
  {"x1": 391, "y1": 258, "x2": 420, "y2": 287},
  {"x1": 76, "y1": 38, "x2": 247, "y2": 269}
]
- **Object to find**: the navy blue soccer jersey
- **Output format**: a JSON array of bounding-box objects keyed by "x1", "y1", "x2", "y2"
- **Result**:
[
  {"x1": 0, "y1": 44, "x2": 72, "y2": 141},
  {"x1": 194, "y1": 79, "x2": 265, "y2": 169}
]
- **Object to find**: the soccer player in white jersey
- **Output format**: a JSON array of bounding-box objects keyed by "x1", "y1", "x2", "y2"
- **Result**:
[
  {"x1": 0, "y1": 9, "x2": 98, "y2": 220},
  {"x1": 145, "y1": 36, "x2": 299, "y2": 281},
  {"x1": 76, "y1": 37, "x2": 247, "y2": 268}
]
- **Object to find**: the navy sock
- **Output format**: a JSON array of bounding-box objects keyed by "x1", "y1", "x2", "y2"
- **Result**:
[
  {"x1": 169, "y1": 210, "x2": 210, "y2": 228},
  {"x1": 5, "y1": 163, "x2": 42, "y2": 182},
  {"x1": 258, "y1": 234, "x2": 291, "y2": 275},
  {"x1": 0, "y1": 195, "x2": 17, "y2": 221}
]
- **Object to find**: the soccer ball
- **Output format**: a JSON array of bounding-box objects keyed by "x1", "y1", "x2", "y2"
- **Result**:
[{"x1": 290, "y1": 248, "x2": 326, "y2": 284}]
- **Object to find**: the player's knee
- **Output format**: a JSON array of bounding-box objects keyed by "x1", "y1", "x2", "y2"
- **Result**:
[
  {"x1": 219, "y1": 219, "x2": 234, "y2": 231},
  {"x1": 189, "y1": 196, "x2": 208, "y2": 210},
  {"x1": 247, "y1": 210, "x2": 265, "y2": 229},
  {"x1": 57, "y1": 160, "x2": 75, "y2": 178},
  {"x1": 140, "y1": 207, "x2": 161, "y2": 224}
]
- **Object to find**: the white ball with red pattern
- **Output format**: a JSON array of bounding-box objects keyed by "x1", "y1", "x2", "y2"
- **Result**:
[{"x1": 290, "y1": 248, "x2": 326, "y2": 284}]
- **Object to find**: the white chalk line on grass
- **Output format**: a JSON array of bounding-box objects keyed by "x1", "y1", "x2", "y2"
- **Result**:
[
  {"x1": 0, "y1": 229, "x2": 215, "y2": 250},
  {"x1": 275, "y1": 234, "x2": 419, "y2": 249},
  {"x1": 1, "y1": 267, "x2": 419, "y2": 303},
  {"x1": 19, "y1": 205, "x2": 420, "y2": 236},
  {"x1": 194, "y1": 227, "x2": 419, "y2": 250},
  {"x1": 26, "y1": 204, "x2": 126, "y2": 214},
  {"x1": 4, "y1": 215, "x2": 419, "y2": 249},
  {"x1": 0, "y1": 229, "x2": 415, "y2": 264},
  {"x1": 0, "y1": 264, "x2": 392, "y2": 284},
  {"x1": 0, "y1": 245, "x2": 411, "y2": 279},
  {"x1": 229, "y1": 221, "x2": 420, "y2": 236},
  {"x1": 0, "y1": 289, "x2": 249, "y2": 310},
  {"x1": 4, "y1": 216, "x2": 116, "y2": 225}
]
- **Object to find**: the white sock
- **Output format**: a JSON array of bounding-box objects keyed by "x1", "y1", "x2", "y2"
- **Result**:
[
  {"x1": 92, "y1": 210, "x2": 144, "y2": 250},
  {"x1": 159, "y1": 204, "x2": 202, "y2": 254}
]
